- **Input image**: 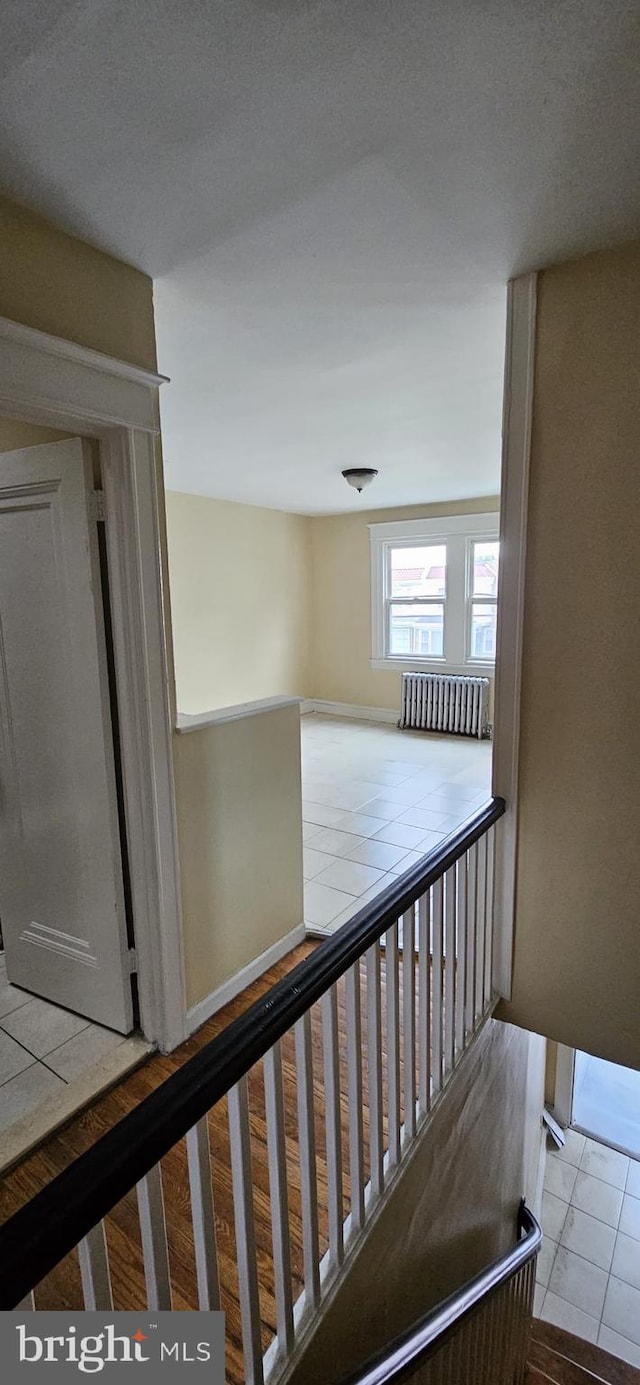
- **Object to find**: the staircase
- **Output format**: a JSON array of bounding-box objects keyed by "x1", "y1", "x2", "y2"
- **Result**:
[
  {"x1": 0, "y1": 781, "x2": 635, "y2": 1385},
  {"x1": 0, "y1": 800, "x2": 506, "y2": 1385},
  {"x1": 527, "y1": 1320, "x2": 640, "y2": 1384}
]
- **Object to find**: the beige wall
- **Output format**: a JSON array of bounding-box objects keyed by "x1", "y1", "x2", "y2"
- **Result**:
[
  {"x1": 309, "y1": 497, "x2": 499, "y2": 712},
  {"x1": 0, "y1": 196, "x2": 157, "y2": 370},
  {"x1": 290, "y1": 1020, "x2": 545, "y2": 1385},
  {"x1": 166, "y1": 492, "x2": 499, "y2": 718},
  {"x1": 166, "y1": 491, "x2": 312, "y2": 714},
  {"x1": 0, "y1": 421, "x2": 72, "y2": 451},
  {"x1": 498, "y1": 242, "x2": 640, "y2": 1069},
  {"x1": 173, "y1": 703, "x2": 304, "y2": 1009}
]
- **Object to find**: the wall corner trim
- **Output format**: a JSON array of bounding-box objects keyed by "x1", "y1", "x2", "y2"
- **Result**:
[
  {"x1": 492, "y1": 271, "x2": 538, "y2": 1001},
  {"x1": 177, "y1": 694, "x2": 303, "y2": 733},
  {"x1": 186, "y1": 922, "x2": 307, "y2": 1036}
]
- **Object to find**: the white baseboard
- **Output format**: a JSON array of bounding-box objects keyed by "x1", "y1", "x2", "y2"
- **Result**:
[
  {"x1": 301, "y1": 699, "x2": 398, "y2": 725},
  {"x1": 186, "y1": 923, "x2": 306, "y2": 1036}
]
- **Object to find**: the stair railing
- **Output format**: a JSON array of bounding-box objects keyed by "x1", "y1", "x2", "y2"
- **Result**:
[
  {"x1": 337, "y1": 1202, "x2": 541, "y2": 1385},
  {"x1": 0, "y1": 797, "x2": 505, "y2": 1385}
]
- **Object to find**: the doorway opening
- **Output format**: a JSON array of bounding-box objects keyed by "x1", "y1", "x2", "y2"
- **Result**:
[
  {"x1": 573, "y1": 1051, "x2": 640, "y2": 1161},
  {"x1": 0, "y1": 420, "x2": 151, "y2": 1169},
  {"x1": 553, "y1": 1040, "x2": 640, "y2": 1163}
]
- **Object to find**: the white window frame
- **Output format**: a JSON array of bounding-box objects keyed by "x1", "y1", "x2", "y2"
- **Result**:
[
  {"x1": 466, "y1": 536, "x2": 499, "y2": 664},
  {"x1": 369, "y1": 512, "x2": 499, "y2": 675}
]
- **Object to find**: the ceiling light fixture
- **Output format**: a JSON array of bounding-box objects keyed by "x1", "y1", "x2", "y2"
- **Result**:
[{"x1": 342, "y1": 467, "x2": 378, "y2": 494}]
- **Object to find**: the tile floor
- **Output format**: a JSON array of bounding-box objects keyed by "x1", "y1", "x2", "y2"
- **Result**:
[
  {"x1": 301, "y1": 714, "x2": 492, "y2": 935},
  {"x1": 537, "y1": 1127, "x2": 640, "y2": 1368},
  {"x1": 0, "y1": 950, "x2": 129, "y2": 1135}
]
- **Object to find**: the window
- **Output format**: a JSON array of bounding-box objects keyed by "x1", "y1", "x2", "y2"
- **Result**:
[
  {"x1": 469, "y1": 540, "x2": 499, "y2": 662},
  {"x1": 388, "y1": 544, "x2": 446, "y2": 658},
  {"x1": 370, "y1": 513, "x2": 499, "y2": 672}
]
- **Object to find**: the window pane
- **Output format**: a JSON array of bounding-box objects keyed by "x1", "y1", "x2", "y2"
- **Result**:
[
  {"x1": 389, "y1": 603, "x2": 444, "y2": 657},
  {"x1": 472, "y1": 541, "x2": 499, "y2": 597},
  {"x1": 390, "y1": 545, "x2": 446, "y2": 598},
  {"x1": 470, "y1": 603, "x2": 497, "y2": 659}
]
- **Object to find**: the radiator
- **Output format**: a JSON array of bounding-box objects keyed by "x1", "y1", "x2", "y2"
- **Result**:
[{"x1": 399, "y1": 672, "x2": 490, "y2": 740}]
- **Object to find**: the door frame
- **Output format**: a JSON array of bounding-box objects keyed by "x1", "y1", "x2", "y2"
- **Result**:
[
  {"x1": 552, "y1": 1044, "x2": 576, "y2": 1128},
  {"x1": 0, "y1": 314, "x2": 186, "y2": 1051}
]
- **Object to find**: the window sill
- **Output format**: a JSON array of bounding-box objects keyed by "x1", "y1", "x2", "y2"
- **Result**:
[{"x1": 370, "y1": 658, "x2": 495, "y2": 676}]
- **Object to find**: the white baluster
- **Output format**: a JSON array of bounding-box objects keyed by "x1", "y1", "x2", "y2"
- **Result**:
[
  {"x1": 483, "y1": 825, "x2": 495, "y2": 1007},
  {"x1": 455, "y1": 855, "x2": 468, "y2": 1058},
  {"x1": 186, "y1": 1116, "x2": 221, "y2": 1310},
  {"x1": 264, "y1": 1041, "x2": 294, "y2": 1353},
  {"x1": 465, "y1": 844, "x2": 478, "y2": 1040},
  {"x1": 418, "y1": 891, "x2": 431, "y2": 1117},
  {"x1": 345, "y1": 962, "x2": 365, "y2": 1232},
  {"x1": 78, "y1": 1221, "x2": 113, "y2": 1311},
  {"x1": 322, "y1": 986, "x2": 343, "y2": 1269},
  {"x1": 294, "y1": 1013, "x2": 320, "y2": 1312},
  {"x1": 228, "y1": 1078, "x2": 263, "y2": 1385},
  {"x1": 431, "y1": 878, "x2": 444, "y2": 1094},
  {"x1": 475, "y1": 832, "x2": 488, "y2": 1021},
  {"x1": 366, "y1": 942, "x2": 384, "y2": 1198},
  {"x1": 136, "y1": 1163, "x2": 172, "y2": 1310},
  {"x1": 444, "y1": 867, "x2": 457, "y2": 1076},
  {"x1": 386, "y1": 921, "x2": 401, "y2": 1166},
  {"x1": 402, "y1": 906, "x2": 416, "y2": 1142},
  {"x1": 17, "y1": 1292, "x2": 36, "y2": 1311}
]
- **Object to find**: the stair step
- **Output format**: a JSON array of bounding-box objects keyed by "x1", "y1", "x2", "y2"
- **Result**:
[
  {"x1": 529, "y1": 1338, "x2": 619, "y2": 1384},
  {"x1": 530, "y1": 1320, "x2": 640, "y2": 1385}
]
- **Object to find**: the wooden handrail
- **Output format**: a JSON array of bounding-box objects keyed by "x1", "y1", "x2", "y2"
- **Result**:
[
  {"x1": 0, "y1": 797, "x2": 505, "y2": 1308},
  {"x1": 335, "y1": 1203, "x2": 541, "y2": 1385}
]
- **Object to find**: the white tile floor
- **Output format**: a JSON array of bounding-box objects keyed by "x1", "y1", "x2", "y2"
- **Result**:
[
  {"x1": 301, "y1": 714, "x2": 492, "y2": 935},
  {"x1": 0, "y1": 950, "x2": 129, "y2": 1136},
  {"x1": 537, "y1": 1128, "x2": 640, "y2": 1368}
]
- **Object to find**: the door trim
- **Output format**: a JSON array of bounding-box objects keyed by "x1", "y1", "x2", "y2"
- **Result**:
[
  {"x1": 0, "y1": 314, "x2": 186, "y2": 1051},
  {"x1": 492, "y1": 273, "x2": 537, "y2": 1000},
  {"x1": 0, "y1": 314, "x2": 169, "y2": 391}
]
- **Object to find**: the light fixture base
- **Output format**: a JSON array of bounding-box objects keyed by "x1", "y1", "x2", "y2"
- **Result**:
[{"x1": 342, "y1": 467, "x2": 379, "y2": 493}]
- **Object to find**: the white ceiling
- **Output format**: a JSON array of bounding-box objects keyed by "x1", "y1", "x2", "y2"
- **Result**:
[{"x1": 1, "y1": 1, "x2": 640, "y2": 513}]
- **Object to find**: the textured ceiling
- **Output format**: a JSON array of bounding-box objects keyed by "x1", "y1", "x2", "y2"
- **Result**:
[{"x1": 1, "y1": 1, "x2": 640, "y2": 511}]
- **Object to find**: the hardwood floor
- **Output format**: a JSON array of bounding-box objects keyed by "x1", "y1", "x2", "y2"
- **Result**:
[{"x1": 0, "y1": 939, "x2": 411, "y2": 1385}]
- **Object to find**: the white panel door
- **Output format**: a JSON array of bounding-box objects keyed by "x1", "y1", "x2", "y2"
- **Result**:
[{"x1": 0, "y1": 438, "x2": 133, "y2": 1032}]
